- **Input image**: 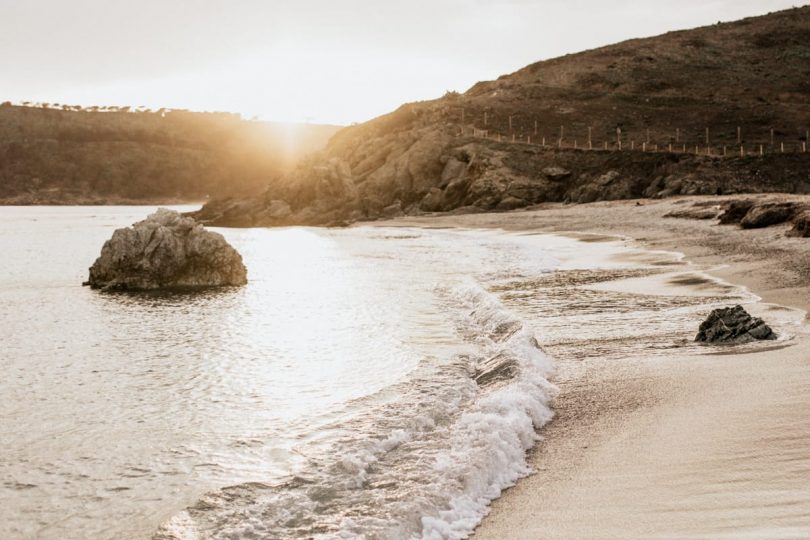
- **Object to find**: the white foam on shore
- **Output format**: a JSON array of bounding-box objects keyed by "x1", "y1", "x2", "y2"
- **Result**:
[
  {"x1": 415, "y1": 281, "x2": 556, "y2": 539},
  {"x1": 155, "y1": 279, "x2": 556, "y2": 540}
]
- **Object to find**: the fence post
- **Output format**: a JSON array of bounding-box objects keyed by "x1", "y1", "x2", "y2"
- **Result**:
[
  {"x1": 484, "y1": 112, "x2": 488, "y2": 126},
  {"x1": 631, "y1": 140, "x2": 635, "y2": 150},
  {"x1": 512, "y1": 133, "x2": 515, "y2": 143},
  {"x1": 781, "y1": 142, "x2": 784, "y2": 153},
  {"x1": 574, "y1": 140, "x2": 578, "y2": 149},
  {"x1": 528, "y1": 135, "x2": 531, "y2": 144},
  {"x1": 509, "y1": 115, "x2": 513, "y2": 131},
  {"x1": 588, "y1": 126, "x2": 592, "y2": 147},
  {"x1": 804, "y1": 141, "x2": 807, "y2": 153},
  {"x1": 682, "y1": 144, "x2": 686, "y2": 153},
  {"x1": 740, "y1": 145, "x2": 744, "y2": 157},
  {"x1": 723, "y1": 145, "x2": 726, "y2": 157},
  {"x1": 668, "y1": 143, "x2": 672, "y2": 152},
  {"x1": 534, "y1": 120, "x2": 538, "y2": 135},
  {"x1": 642, "y1": 142, "x2": 646, "y2": 152},
  {"x1": 695, "y1": 145, "x2": 699, "y2": 155},
  {"x1": 760, "y1": 144, "x2": 763, "y2": 156},
  {"x1": 542, "y1": 137, "x2": 546, "y2": 147},
  {"x1": 604, "y1": 141, "x2": 608, "y2": 150}
]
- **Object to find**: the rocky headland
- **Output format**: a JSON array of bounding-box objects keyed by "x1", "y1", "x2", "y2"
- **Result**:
[{"x1": 190, "y1": 7, "x2": 810, "y2": 228}]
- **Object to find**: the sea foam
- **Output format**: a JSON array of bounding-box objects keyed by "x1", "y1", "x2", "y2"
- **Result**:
[{"x1": 156, "y1": 278, "x2": 556, "y2": 540}]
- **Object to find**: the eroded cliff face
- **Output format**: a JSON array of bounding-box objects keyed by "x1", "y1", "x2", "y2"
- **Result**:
[{"x1": 190, "y1": 123, "x2": 810, "y2": 227}]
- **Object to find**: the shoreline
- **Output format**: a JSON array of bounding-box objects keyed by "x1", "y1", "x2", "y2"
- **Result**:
[{"x1": 384, "y1": 195, "x2": 810, "y2": 538}]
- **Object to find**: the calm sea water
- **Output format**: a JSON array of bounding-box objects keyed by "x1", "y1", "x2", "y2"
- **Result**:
[{"x1": 0, "y1": 206, "x2": 778, "y2": 539}]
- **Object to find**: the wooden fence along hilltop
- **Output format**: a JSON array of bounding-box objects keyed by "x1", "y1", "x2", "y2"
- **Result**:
[{"x1": 452, "y1": 109, "x2": 809, "y2": 158}]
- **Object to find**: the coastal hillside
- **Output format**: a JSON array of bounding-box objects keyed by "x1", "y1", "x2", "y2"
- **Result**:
[
  {"x1": 192, "y1": 6, "x2": 810, "y2": 227},
  {"x1": 0, "y1": 104, "x2": 341, "y2": 204}
]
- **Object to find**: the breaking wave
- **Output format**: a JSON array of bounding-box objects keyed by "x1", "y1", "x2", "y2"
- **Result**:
[{"x1": 155, "y1": 279, "x2": 556, "y2": 540}]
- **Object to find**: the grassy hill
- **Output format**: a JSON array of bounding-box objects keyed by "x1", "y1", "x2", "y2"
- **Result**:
[
  {"x1": 194, "y1": 6, "x2": 810, "y2": 227},
  {"x1": 0, "y1": 103, "x2": 341, "y2": 204}
]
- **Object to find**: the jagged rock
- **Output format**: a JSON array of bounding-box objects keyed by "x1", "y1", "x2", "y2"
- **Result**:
[
  {"x1": 542, "y1": 166, "x2": 571, "y2": 180},
  {"x1": 695, "y1": 305, "x2": 776, "y2": 344},
  {"x1": 440, "y1": 157, "x2": 468, "y2": 187},
  {"x1": 419, "y1": 188, "x2": 444, "y2": 212},
  {"x1": 381, "y1": 200, "x2": 404, "y2": 218},
  {"x1": 188, "y1": 197, "x2": 262, "y2": 227},
  {"x1": 442, "y1": 176, "x2": 471, "y2": 208},
  {"x1": 569, "y1": 170, "x2": 630, "y2": 203},
  {"x1": 788, "y1": 210, "x2": 810, "y2": 237},
  {"x1": 84, "y1": 209, "x2": 247, "y2": 291},
  {"x1": 740, "y1": 202, "x2": 798, "y2": 229},
  {"x1": 718, "y1": 199, "x2": 755, "y2": 224},
  {"x1": 496, "y1": 196, "x2": 528, "y2": 211},
  {"x1": 505, "y1": 177, "x2": 551, "y2": 202}
]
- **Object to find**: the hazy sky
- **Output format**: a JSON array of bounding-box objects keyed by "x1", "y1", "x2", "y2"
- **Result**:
[{"x1": 0, "y1": 0, "x2": 800, "y2": 124}]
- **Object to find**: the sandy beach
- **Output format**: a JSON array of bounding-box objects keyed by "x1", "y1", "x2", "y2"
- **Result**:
[{"x1": 390, "y1": 194, "x2": 810, "y2": 539}]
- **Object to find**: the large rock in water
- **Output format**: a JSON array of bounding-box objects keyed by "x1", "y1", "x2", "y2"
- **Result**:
[
  {"x1": 84, "y1": 209, "x2": 247, "y2": 290},
  {"x1": 695, "y1": 305, "x2": 776, "y2": 344}
]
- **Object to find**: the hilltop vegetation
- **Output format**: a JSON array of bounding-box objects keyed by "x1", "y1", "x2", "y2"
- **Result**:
[
  {"x1": 0, "y1": 103, "x2": 340, "y2": 204},
  {"x1": 192, "y1": 6, "x2": 810, "y2": 227}
]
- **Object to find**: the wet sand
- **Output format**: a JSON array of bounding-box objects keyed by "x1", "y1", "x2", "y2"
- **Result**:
[{"x1": 388, "y1": 194, "x2": 810, "y2": 539}]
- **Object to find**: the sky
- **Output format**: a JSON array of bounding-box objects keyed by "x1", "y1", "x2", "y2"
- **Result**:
[{"x1": 0, "y1": 0, "x2": 801, "y2": 125}]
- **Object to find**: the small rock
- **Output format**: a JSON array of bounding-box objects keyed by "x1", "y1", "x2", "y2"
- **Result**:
[
  {"x1": 84, "y1": 209, "x2": 247, "y2": 291},
  {"x1": 695, "y1": 305, "x2": 776, "y2": 344},
  {"x1": 496, "y1": 196, "x2": 528, "y2": 211},
  {"x1": 380, "y1": 201, "x2": 405, "y2": 218},
  {"x1": 419, "y1": 188, "x2": 444, "y2": 212}
]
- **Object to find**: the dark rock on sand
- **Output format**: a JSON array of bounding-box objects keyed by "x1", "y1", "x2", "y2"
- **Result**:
[
  {"x1": 788, "y1": 210, "x2": 810, "y2": 237},
  {"x1": 84, "y1": 209, "x2": 247, "y2": 291},
  {"x1": 695, "y1": 305, "x2": 776, "y2": 344},
  {"x1": 718, "y1": 199, "x2": 755, "y2": 224},
  {"x1": 664, "y1": 207, "x2": 722, "y2": 220},
  {"x1": 740, "y1": 202, "x2": 799, "y2": 229}
]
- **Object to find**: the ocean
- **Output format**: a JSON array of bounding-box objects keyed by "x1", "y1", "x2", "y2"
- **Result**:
[{"x1": 0, "y1": 206, "x2": 777, "y2": 539}]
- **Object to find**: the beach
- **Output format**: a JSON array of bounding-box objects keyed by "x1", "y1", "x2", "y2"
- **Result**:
[
  {"x1": 3, "y1": 197, "x2": 809, "y2": 538},
  {"x1": 391, "y1": 194, "x2": 810, "y2": 539}
]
